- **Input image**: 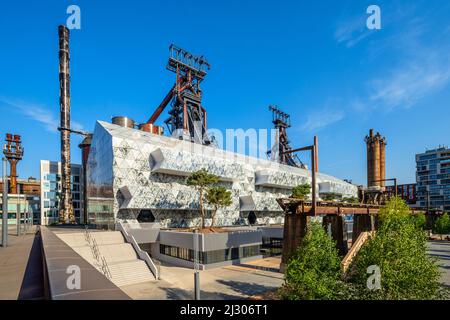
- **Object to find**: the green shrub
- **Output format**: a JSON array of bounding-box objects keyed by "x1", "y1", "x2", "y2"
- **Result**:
[
  {"x1": 348, "y1": 198, "x2": 444, "y2": 300},
  {"x1": 291, "y1": 183, "x2": 311, "y2": 200},
  {"x1": 433, "y1": 213, "x2": 450, "y2": 237},
  {"x1": 410, "y1": 213, "x2": 426, "y2": 230},
  {"x1": 281, "y1": 221, "x2": 345, "y2": 300}
]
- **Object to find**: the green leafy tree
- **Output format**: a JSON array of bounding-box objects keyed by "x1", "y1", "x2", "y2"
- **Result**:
[
  {"x1": 321, "y1": 192, "x2": 341, "y2": 202},
  {"x1": 433, "y1": 213, "x2": 450, "y2": 240},
  {"x1": 281, "y1": 221, "x2": 345, "y2": 300},
  {"x1": 410, "y1": 213, "x2": 426, "y2": 231},
  {"x1": 206, "y1": 186, "x2": 232, "y2": 228},
  {"x1": 186, "y1": 169, "x2": 220, "y2": 229},
  {"x1": 291, "y1": 183, "x2": 311, "y2": 200},
  {"x1": 348, "y1": 197, "x2": 444, "y2": 300},
  {"x1": 342, "y1": 197, "x2": 360, "y2": 204}
]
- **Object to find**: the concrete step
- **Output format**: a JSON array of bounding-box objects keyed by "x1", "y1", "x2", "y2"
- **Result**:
[
  {"x1": 54, "y1": 230, "x2": 154, "y2": 287},
  {"x1": 108, "y1": 260, "x2": 154, "y2": 287}
]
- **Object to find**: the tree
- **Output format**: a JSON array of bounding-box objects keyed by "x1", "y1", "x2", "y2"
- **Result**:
[
  {"x1": 342, "y1": 197, "x2": 360, "y2": 204},
  {"x1": 410, "y1": 213, "x2": 426, "y2": 231},
  {"x1": 206, "y1": 186, "x2": 232, "y2": 228},
  {"x1": 281, "y1": 221, "x2": 345, "y2": 300},
  {"x1": 433, "y1": 213, "x2": 450, "y2": 240},
  {"x1": 291, "y1": 183, "x2": 311, "y2": 200},
  {"x1": 321, "y1": 192, "x2": 341, "y2": 202},
  {"x1": 348, "y1": 197, "x2": 444, "y2": 300},
  {"x1": 186, "y1": 169, "x2": 220, "y2": 229}
]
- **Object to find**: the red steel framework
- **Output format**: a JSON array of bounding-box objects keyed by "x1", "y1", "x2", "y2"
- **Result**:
[{"x1": 3, "y1": 133, "x2": 24, "y2": 194}]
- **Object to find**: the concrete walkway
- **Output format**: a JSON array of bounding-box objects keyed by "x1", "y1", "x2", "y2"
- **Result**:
[
  {"x1": 0, "y1": 226, "x2": 44, "y2": 300},
  {"x1": 427, "y1": 240, "x2": 450, "y2": 289},
  {"x1": 121, "y1": 258, "x2": 284, "y2": 300}
]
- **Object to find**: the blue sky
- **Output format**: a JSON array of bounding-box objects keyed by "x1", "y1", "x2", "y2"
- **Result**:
[{"x1": 0, "y1": 0, "x2": 449, "y2": 185}]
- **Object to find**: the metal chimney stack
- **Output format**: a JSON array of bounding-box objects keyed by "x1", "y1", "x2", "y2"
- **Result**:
[{"x1": 58, "y1": 25, "x2": 74, "y2": 224}]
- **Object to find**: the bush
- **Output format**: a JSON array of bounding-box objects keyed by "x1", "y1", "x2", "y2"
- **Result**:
[
  {"x1": 410, "y1": 213, "x2": 426, "y2": 230},
  {"x1": 291, "y1": 183, "x2": 311, "y2": 200},
  {"x1": 433, "y1": 213, "x2": 450, "y2": 237},
  {"x1": 280, "y1": 221, "x2": 345, "y2": 300},
  {"x1": 348, "y1": 198, "x2": 444, "y2": 300}
]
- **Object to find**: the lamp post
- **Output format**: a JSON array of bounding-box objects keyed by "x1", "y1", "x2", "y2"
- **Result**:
[
  {"x1": 2, "y1": 158, "x2": 8, "y2": 247},
  {"x1": 193, "y1": 229, "x2": 200, "y2": 300}
]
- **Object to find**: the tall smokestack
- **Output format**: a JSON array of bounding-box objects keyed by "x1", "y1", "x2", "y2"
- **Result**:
[
  {"x1": 379, "y1": 137, "x2": 386, "y2": 187},
  {"x1": 365, "y1": 129, "x2": 386, "y2": 188},
  {"x1": 58, "y1": 25, "x2": 74, "y2": 224}
]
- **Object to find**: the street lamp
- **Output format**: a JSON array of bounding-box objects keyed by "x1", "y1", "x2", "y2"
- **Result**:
[
  {"x1": 2, "y1": 158, "x2": 8, "y2": 247},
  {"x1": 193, "y1": 229, "x2": 200, "y2": 300}
]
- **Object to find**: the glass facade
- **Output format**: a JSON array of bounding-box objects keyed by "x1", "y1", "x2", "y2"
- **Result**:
[
  {"x1": 160, "y1": 244, "x2": 260, "y2": 265},
  {"x1": 416, "y1": 147, "x2": 450, "y2": 211},
  {"x1": 40, "y1": 160, "x2": 82, "y2": 225},
  {"x1": 86, "y1": 122, "x2": 115, "y2": 228}
]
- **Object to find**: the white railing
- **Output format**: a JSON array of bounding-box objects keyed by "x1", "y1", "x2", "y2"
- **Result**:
[{"x1": 116, "y1": 221, "x2": 159, "y2": 280}]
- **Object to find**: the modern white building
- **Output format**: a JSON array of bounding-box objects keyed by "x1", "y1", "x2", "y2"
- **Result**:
[
  {"x1": 39, "y1": 160, "x2": 83, "y2": 225},
  {"x1": 86, "y1": 121, "x2": 358, "y2": 229}
]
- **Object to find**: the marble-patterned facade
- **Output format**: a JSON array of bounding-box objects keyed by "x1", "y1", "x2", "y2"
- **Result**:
[{"x1": 86, "y1": 121, "x2": 358, "y2": 227}]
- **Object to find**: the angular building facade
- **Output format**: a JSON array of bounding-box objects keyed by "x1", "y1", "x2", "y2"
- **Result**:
[{"x1": 86, "y1": 121, "x2": 358, "y2": 228}]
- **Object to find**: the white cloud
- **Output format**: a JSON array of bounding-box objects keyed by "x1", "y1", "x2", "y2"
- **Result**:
[
  {"x1": 0, "y1": 97, "x2": 84, "y2": 133},
  {"x1": 301, "y1": 109, "x2": 345, "y2": 132},
  {"x1": 334, "y1": 15, "x2": 371, "y2": 48},
  {"x1": 368, "y1": 48, "x2": 450, "y2": 111}
]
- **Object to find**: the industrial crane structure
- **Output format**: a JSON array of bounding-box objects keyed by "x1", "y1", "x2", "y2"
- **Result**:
[
  {"x1": 146, "y1": 44, "x2": 213, "y2": 145},
  {"x1": 267, "y1": 105, "x2": 306, "y2": 168}
]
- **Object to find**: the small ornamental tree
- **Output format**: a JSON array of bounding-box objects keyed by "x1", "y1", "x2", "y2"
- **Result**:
[
  {"x1": 433, "y1": 213, "x2": 450, "y2": 240},
  {"x1": 187, "y1": 169, "x2": 220, "y2": 229},
  {"x1": 206, "y1": 186, "x2": 232, "y2": 228},
  {"x1": 348, "y1": 197, "x2": 444, "y2": 300},
  {"x1": 291, "y1": 183, "x2": 311, "y2": 200},
  {"x1": 281, "y1": 221, "x2": 344, "y2": 300}
]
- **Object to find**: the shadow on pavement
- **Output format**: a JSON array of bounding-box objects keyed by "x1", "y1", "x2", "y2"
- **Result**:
[{"x1": 18, "y1": 230, "x2": 45, "y2": 300}]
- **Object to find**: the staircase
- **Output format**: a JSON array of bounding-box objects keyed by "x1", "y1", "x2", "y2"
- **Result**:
[{"x1": 54, "y1": 230, "x2": 155, "y2": 288}]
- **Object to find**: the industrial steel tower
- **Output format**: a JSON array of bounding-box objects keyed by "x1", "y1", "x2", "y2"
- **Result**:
[
  {"x1": 58, "y1": 25, "x2": 75, "y2": 224},
  {"x1": 3, "y1": 134, "x2": 24, "y2": 194},
  {"x1": 365, "y1": 129, "x2": 387, "y2": 187},
  {"x1": 267, "y1": 106, "x2": 305, "y2": 168},
  {"x1": 146, "y1": 44, "x2": 213, "y2": 145}
]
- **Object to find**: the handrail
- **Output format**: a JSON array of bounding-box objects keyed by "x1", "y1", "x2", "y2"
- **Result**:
[
  {"x1": 84, "y1": 227, "x2": 112, "y2": 279},
  {"x1": 101, "y1": 256, "x2": 112, "y2": 279},
  {"x1": 116, "y1": 221, "x2": 159, "y2": 280},
  {"x1": 341, "y1": 231, "x2": 375, "y2": 276}
]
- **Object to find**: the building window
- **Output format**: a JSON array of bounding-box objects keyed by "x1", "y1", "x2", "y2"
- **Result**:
[{"x1": 159, "y1": 244, "x2": 260, "y2": 265}]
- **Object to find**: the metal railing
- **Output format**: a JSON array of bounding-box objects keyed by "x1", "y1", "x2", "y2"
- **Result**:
[
  {"x1": 116, "y1": 221, "x2": 159, "y2": 280},
  {"x1": 84, "y1": 226, "x2": 112, "y2": 280}
]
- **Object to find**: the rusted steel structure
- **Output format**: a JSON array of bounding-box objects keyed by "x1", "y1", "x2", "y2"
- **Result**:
[
  {"x1": 146, "y1": 44, "x2": 212, "y2": 145},
  {"x1": 277, "y1": 198, "x2": 425, "y2": 271},
  {"x1": 2, "y1": 134, "x2": 24, "y2": 194},
  {"x1": 267, "y1": 105, "x2": 306, "y2": 168},
  {"x1": 58, "y1": 25, "x2": 74, "y2": 224},
  {"x1": 365, "y1": 129, "x2": 387, "y2": 187}
]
